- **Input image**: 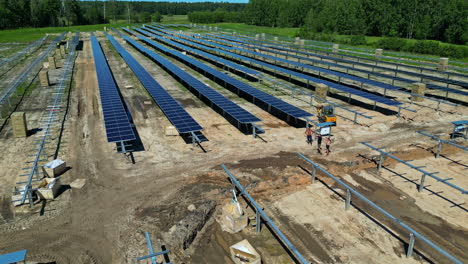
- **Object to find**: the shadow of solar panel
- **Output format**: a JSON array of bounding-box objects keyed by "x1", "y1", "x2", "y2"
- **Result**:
[
  {"x1": 135, "y1": 28, "x2": 312, "y2": 119},
  {"x1": 90, "y1": 36, "x2": 136, "y2": 143},
  {"x1": 122, "y1": 34, "x2": 261, "y2": 124},
  {"x1": 107, "y1": 34, "x2": 202, "y2": 134}
]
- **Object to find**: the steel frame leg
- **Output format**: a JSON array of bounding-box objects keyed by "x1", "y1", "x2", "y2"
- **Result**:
[
  {"x1": 418, "y1": 174, "x2": 426, "y2": 192},
  {"x1": 436, "y1": 140, "x2": 442, "y2": 158},
  {"x1": 311, "y1": 166, "x2": 316, "y2": 184},
  {"x1": 345, "y1": 189, "x2": 351, "y2": 210},
  {"x1": 377, "y1": 154, "x2": 384, "y2": 171},
  {"x1": 256, "y1": 209, "x2": 261, "y2": 232},
  {"x1": 407, "y1": 233, "x2": 415, "y2": 257}
]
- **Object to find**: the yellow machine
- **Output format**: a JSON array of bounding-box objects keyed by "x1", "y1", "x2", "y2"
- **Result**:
[{"x1": 317, "y1": 105, "x2": 337, "y2": 125}]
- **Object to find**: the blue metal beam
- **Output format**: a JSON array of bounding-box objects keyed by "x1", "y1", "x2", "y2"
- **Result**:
[
  {"x1": 297, "y1": 152, "x2": 462, "y2": 264},
  {"x1": 417, "y1": 131, "x2": 468, "y2": 152},
  {"x1": 361, "y1": 142, "x2": 467, "y2": 194},
  {"x1": 221, "y1": 164, "x2": 310, "y2": 264}
]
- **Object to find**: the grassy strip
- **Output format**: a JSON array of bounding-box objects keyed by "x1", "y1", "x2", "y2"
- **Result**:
[{"x1": 0, "y1": 23, "x2": 141, "y2": 43}]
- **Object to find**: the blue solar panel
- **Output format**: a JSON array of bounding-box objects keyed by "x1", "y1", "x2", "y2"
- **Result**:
[
  {"x1": 121, "y1": 34, "x2": 261, "y2": 124},
  {"x1": 215, "y1": 33, "x2": 468, "y2": 87},
  {"x1": 107, "y1": 34, "x2": 203, "y2": 134},
  {"x1": 135, "y1": 27, "x2": 313, "y2": 119},
  {"x1": 157, "y1": 31, "x2": 402, "y2": 107},
  {"x1": 212, "y1": 35, "x2": 468, "y2": 96},
  {"x1": 141, "y1": 26, "x2": 259, "y2": 76},
  {"x1": 90, "y1": 36, "x2": 136, "y2": 143}
]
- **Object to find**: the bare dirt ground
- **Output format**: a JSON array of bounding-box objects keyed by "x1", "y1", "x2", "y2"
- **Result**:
[{"x1": 0, "y1": 31, "x2": 466, "y2": 264}]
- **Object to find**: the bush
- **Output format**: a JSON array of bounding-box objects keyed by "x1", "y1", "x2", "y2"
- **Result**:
[
  {"x1": 349, "y1": 35, "x2": 366, "y2": 45},
  {"x1": 411, "y1": 40, "x2": 440, "y2": 54},
  {"x1": 376, "y1": 37, "x2": 406, "y2": 51}
]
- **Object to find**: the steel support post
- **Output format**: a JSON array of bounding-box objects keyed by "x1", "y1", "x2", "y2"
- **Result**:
[
  {"x1": 377, "y1": 154, "x2": 384, "y2": 171},
  {"x1": 418, "y1": 174, "x2": 426, "y2": 192},
  {"x1": 256, "y1": 209, "x2": 261, "y2": 232},
  {"x1": 311, "y1": 165, "x2": 316, "y2": 184},
  {"x1": 407, "y1": 233, "x2": 415, "y2": 258},
  {"x1": 345, "y1": 189, "x2": 351, "y2": 210},
  {"x1": 435, "y1": 140, "x2": 442, "y2": 158}
]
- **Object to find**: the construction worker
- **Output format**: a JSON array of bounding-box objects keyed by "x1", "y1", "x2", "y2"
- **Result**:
[
  {"x1": 304, "y1": 126, "x2": 314, "y2": 145},
  {"x1": 325, "y1": 136, "x2": 332, "y2": 156},
  {"x1": 317, "y1": 134, "x2": 323, "y2": 154}
]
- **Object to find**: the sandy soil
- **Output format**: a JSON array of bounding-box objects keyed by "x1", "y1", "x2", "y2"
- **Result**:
[{"x1": 0, "y1": 30, "x2": 466, "y2": 264}]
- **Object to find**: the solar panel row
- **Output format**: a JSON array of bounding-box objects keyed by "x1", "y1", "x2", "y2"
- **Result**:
[
  {"x1": 214, "y1": 33, "x2": 468, "y2": 86},
  {"x1": 107, "y1": 34, "x2": 203, "y2": 134},
  {"x1": 122, "y1": 34, "x2": 261, "y2": 124},
  {"x1": 140, "y1": 26, "x2": 259, "y2": 76},
  {"x1": 161, "y1": 31, "x2": 402, "y2": 107},
  {"x1": 136, "y1": 27, "x2": 313, "y2": 119},
  {"x1": 90, "y1": 36, "x2": 136, "y2": 143},
  {"x1": 203, "y1": 34, "x2": 468, "y2": 96}
]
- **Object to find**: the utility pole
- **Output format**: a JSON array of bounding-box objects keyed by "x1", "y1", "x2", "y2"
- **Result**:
[
  {"x1": 104, "y1": 0, "x2": 106, "y2": 20},
  {"x1": 127, "y1": 1, "x2": 131, "y2": 24}
]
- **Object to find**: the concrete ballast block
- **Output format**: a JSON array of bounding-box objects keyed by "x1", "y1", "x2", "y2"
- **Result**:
[
  {"x1": 315, "y1": 83, "x2": 329, "y2": 99},
  {"x1": 48, "y1": 56, "x2": 56, "y2": 69},
  {"x1": 294, "y1": 37, "x2": 300, "y2": 45},
  {"x1": 375, "y1": 49, "x2": 383, "y2": 57},
  {"x1": 332, "y1": 44, "x2": 340, "y2": 53},
  {"x1": 39, "y1": 70, "x2": 49, "y2": 87},
  {"x1": 11, "y1": 112, "x2": 28, "y2": 138},
  {"x1": 438, "y1": 57, "x2": 449, "y2": 71},
  {"x1": 410, "y1": 82, "x2": 426, "y2": 102}
]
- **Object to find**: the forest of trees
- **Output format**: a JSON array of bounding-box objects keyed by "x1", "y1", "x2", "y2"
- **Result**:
[
  {"x1": 188, "y1": 0, "x2": 467, "y2": 46},
  {"x1": 0, "y1": 0, "x2": 245, "y2": 29},
  {"x1": 0, "y1": 0, "x2": 466, "y2": 56}
]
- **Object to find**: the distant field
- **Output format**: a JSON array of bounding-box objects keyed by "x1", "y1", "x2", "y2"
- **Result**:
[
  {"x1": 0, "y1": 23, "x2": 138, "y2": 43},
  {"x1": 160, "y1": 15, "x2": 189, "y2": 24}
]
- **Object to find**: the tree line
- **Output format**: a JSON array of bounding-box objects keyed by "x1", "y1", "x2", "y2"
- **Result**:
[
  {"x1": 0, "y1": 0, "x2": 245, "y2": 29},
  {"x1": 188, "y1": 0, "x2": 467, "y2": 46}
]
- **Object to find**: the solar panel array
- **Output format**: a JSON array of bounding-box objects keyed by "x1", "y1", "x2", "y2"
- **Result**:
[
  {"x1": 140, "y1": 26, "x2": 259, "y2": 76},
  {"x1": 122, "y1": 34, "x2": 261, "y2": 124},
  {"x1": 90, "y1": 36, "x2": 136, "y2": 143},
  {"x1": 215, "y1": 33, "x2": 468, "y2": 85},
  {"x1": 107, "y1": 34, "x2": 203, "y2": 134},
  {"x1": 203, "y1": 34, "x2": 468, "y2": 96},
  {"x1": 215, "y1": 33, "x2": 468, "y2": 88},
  {"x1": 135, "y1": 28, "x2": 313, "y2": 119},
  {"x1": 159, "y1": 30, "x2": 402, "y2": 107}
]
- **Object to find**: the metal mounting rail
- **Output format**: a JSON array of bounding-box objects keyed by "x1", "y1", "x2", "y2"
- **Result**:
[
  {"x1": 260, "y1": 74, "x2": 372, "y2": 124},
  {"x1": 361, "y1": 142, "x2": 467, "y2": 194},
  {"x1": 416, "y1": 131, "x2": 468, "y2": 158},
  {"x1": 196, "y1": 33, "x2": 458, "y2": 110},
  {"x1": 297, "y1": 152, "x2": 462, "y2": 264},
  {"x1": 13, "y1": 33, "x2": 79, "y2": 206},
  {"x1": 0, "y1": 36, "x2": 48, "y2": 66},
  {"x1": 0, "y1": 33, "x2": 66, "y2": 118},
  {"x1": 221, "y1": 164, "x2": 310, "y2": 264},
  {"x1": 136, "y1": 232, "x2": 172, "y2": 263}
]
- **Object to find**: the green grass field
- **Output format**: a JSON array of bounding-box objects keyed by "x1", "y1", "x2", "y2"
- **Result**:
[
  {"x1": 0, "y1": 23, "x2": 139, "y2": 43},
  {"x1": 160, "y1": 15, "x2": 190, "y2": 24}
]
